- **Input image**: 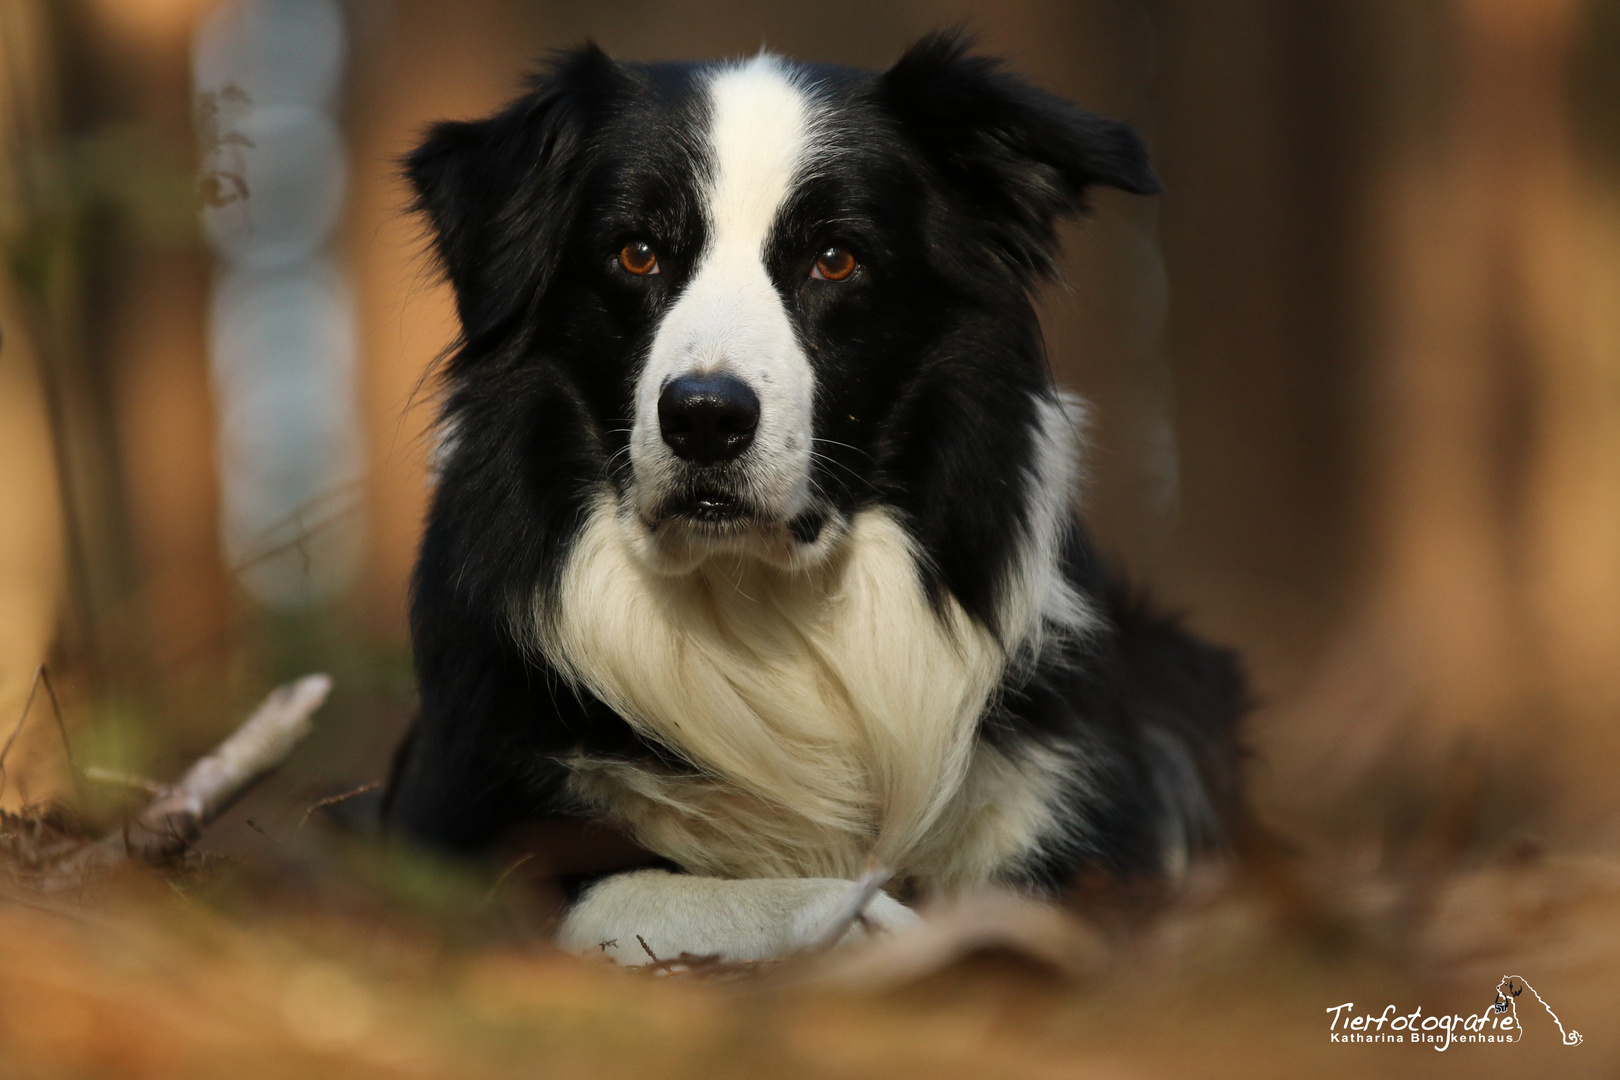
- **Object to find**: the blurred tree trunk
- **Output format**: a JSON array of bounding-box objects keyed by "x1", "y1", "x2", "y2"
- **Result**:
[
  {"x1": 0, "y1": 0, "x2": 89, "y2": 808},
  {"x1": 1216, "y1": 0, "x2": 1620, "y2": 847},
  {"x1": 2, "y1": 0, "x2": 228, "y2": 805},
  {"x1": 82, "y1": 0, "x2": 231, "y2": 739},
  {"x1": 1136, "y1": 0, "x2": 1373, "y2": 833},
  {"x1": 1358, "y1": 0, "x2": 1620, "y2": 834},
  {"x1": 347, "y1": 0, "x2": 539, "y2": 641}
]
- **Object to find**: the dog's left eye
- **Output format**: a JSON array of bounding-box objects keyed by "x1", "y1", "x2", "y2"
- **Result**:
[
  {"x1": 811, "y1": 246, "x2": 857, "y2": 281},
  {"x1": 618, "y1": 241, "x2": 660, "y2": 276}
]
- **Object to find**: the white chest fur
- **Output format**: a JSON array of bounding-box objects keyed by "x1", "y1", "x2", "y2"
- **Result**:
[{"x1": 527, "y1": 505, "x2": 1077, "y2": 889}]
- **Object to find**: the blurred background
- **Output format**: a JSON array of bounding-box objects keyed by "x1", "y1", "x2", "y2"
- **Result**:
[{"x1": 2, "y1": 0, "x2": 1618, "y2": 870}]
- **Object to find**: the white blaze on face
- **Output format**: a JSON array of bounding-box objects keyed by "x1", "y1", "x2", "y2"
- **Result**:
[{"x1": 629, "y1": 56, "x2": 823, "y2": 535}]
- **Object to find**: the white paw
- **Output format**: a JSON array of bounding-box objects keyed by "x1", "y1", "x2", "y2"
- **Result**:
[{"x1": 556, "y1": 870, "x2": 921, "y2": 965}]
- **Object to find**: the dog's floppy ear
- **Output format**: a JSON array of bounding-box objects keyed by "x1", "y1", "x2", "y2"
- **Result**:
[
  {"x1": 878, "y1": 31, "x2": 1161, "y2": 279},
  {"x1": 406, "y1": 44, "x2": 623, "y2": 343}
]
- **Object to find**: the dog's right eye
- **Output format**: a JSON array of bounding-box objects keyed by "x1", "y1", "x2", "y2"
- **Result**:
[{"x1": 618, "y1": 241, "x2": 660, "y2": 276}]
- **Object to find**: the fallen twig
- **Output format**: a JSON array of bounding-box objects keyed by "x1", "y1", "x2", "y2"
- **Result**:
[
  {"x1": 0, "y1": 667, "x2": 80, "y2": 806},
  {"x1": 0, "y1": 667, "x2": 43, "y2": 802},
  {"x1": 39, "y1": 668, "x2": 75, "y2": 797},
  {"x1": 806, "y1": 889, "x2": 1110, "y2": 990},
  {"x1": 295, "y1": 780, "x2": 381, "y2": 833},
  {"x1": 82, "y1": 766, "x2": 164, "y2": 796},
  {"x1": 805, "y1": 863, "x2": 894, "y2": 953},
  {"x1": 482, "y1": 853, "x2": 537, "y2": 906},
  {"x1": 46, "y1": 674, "x2": 331, "y2": 885}
]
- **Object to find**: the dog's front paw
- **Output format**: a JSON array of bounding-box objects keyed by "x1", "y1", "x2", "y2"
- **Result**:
[{"x1": 557, "y1": 870, "x2": 920, "y2": 964}]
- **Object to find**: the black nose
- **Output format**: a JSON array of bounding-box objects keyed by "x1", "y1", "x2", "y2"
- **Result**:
[{"x1": 658, "y1": 374, "x2": 760, "y2": 464}]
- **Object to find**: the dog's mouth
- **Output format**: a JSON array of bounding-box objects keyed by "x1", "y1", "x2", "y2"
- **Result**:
[
  {"x1": 644, "y1": 484, "x2": 828, "y2": 548},
  {"x1": 651, "y1": 483, "x2": 756, "y2": 529}
]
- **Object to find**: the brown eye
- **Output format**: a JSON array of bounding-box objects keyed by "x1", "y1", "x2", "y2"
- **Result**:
[
  {"x1": 619, "y1": 241, "x2": 659, "y2": 275},
  {"x1": 812, "y1": 246, "x2": 857, "y2": 282}
]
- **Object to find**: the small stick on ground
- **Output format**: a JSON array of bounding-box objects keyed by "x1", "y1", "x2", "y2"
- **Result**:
[
  {"x1": 38, "y1": 667, "x2": 78, "y2": 802},
  {"x1": 82, "y1": 766, "x2": 164, "y2": 796},
  {"x1": 0, "y1": 667, "x2": 80, "y2": 805},
  {"x1": 46, "y1": 674, "x2": 331, "y2": 885},
  {"x1": 805, "y1": 863, "x2": 894, "y2": 953},
  {"x1": 482, "y1": 853, "x2": 537, "y2": 905},
  {"x1": 295, "y1": 781, "x2": 381, "y2": 833},
  {"x1": 0, "y1": 667, "x2": 46, "y2": 802}
]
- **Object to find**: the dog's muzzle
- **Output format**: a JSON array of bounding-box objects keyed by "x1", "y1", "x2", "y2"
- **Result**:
[{"x1": 638, "y1": 373, "x2": 764, "y2": 527}]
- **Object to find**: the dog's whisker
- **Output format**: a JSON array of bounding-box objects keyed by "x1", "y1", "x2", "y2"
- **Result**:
[{"x1": 812, "y1": 437, "x2": 873, "y2": 461}]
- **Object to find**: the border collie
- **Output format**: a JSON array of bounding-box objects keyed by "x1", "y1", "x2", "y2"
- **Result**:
[{"x1": 385, "y1": 32, "x2": 1245, "y2": 964}]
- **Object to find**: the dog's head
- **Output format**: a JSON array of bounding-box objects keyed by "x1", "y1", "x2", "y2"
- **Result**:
[{"x1": 410, "y1": 34, "x2": 1156, "y2": 617}]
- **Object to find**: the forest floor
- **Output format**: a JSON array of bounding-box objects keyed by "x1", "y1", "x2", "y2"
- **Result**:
[
  {"x1": 0, "y1": 679, "x2": 1615, "y2": 1078},
  {"x1": 1, "y1": 809, "x2": 1616, "y2": 1079}
]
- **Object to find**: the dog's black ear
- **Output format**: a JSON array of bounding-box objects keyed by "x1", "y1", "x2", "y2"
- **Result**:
[
  {"x1": 406, "y1": 44, "x2": 623, "y2": 343},
  {"x1": 878, "y1": 31, "x2": 1160, "y2": 278}
]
